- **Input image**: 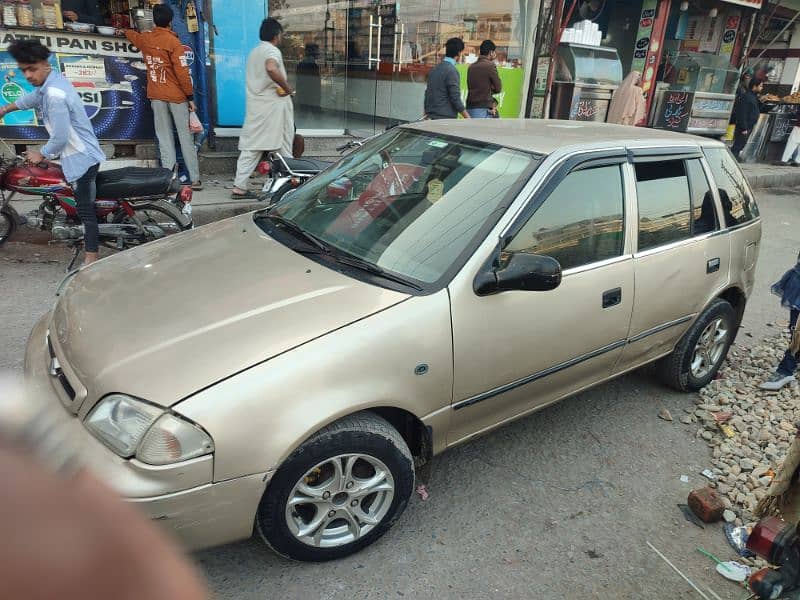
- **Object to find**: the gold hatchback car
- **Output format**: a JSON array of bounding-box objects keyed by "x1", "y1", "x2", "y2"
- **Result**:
[{"x1": 25, "y1": 120, "x2": 761, "y2": 561}]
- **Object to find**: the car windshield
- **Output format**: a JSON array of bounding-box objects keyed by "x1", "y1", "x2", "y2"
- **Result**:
[{"x1": 262, "y1": 128, "x2": 539, "y2": 285}]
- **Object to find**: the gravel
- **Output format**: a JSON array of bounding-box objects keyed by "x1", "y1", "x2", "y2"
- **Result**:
[{"x1": 679, "y1": 328, "x2": 798, "y2": 538}]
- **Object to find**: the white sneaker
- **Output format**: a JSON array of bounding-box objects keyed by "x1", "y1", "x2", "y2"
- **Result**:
[{"x1": 759, "y1": 372, "x2": 797, "y2": 391}]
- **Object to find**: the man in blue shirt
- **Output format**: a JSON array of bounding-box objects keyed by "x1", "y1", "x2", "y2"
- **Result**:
[
  {"x1": 0, "y1": 40, "x2": 106, "y2": 265},
  {"x1": 424, "y1": 38, "x2": 471, "y2": 120}
]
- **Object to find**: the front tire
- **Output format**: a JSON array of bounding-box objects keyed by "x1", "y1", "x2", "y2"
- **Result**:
[
  {"x1": 0, "y1": 208, "x2": 16, "y2": 246},
  {"x1": 256, "y1": 412, "x2": 415, "y2": 562},
  {"x1": 657, "y1": 298, "x2": 736, "y2": 392}
]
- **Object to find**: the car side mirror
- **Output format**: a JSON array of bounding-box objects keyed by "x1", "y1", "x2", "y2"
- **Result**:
[{"x1": 474, "y1": 251, "x2": 562, "y2": 296}]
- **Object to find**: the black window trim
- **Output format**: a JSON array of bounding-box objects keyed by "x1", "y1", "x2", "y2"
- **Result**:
[
  {"x1": 685, "y1": 157, "x2": 720, "y2": 238},
  {"x1": 501, "y1": 148, "x2": 628, "y2": 252}
]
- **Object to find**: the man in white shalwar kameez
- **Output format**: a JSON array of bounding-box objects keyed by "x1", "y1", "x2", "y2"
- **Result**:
[{"x1": 231, "y1": 18, "x2": 294, "y2": 199}]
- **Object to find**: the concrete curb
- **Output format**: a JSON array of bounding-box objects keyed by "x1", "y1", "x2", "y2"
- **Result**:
[{"x1": 743, "y1": 170, "x2": 800, "y2": 190}]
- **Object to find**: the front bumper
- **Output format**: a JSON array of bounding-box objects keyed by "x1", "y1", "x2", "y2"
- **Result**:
[{"x1": 24, "y1": 313, "x2": 267, "y2": 550}]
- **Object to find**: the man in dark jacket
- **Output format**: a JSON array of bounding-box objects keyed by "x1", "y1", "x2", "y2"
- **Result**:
[
  {"x1": 467, "y1": 40, "x2": 502, "y2": 118},
  {"x1": 61, "y1": 0, "x2": 102, "y2": 25},
  {"x1": 424, "y1": 38, "x2": 470, "y2": 120},
  {"x1": 732, "y1": 78, "x2": 763, "y2": 159}
]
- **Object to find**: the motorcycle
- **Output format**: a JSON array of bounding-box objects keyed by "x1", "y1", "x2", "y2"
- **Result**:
[
  {"x1": 257, "y1": 152, "x2": 334, "y2": 205},
  {"x1": 746, "y1": 516, "x2": 800, "y2": 598},
  {"x1": 257, "y1": 132, "x2": 391, "y2": 205},
  {"x1": 0, "y1": 154, "x2": 193, "y2": 263}
]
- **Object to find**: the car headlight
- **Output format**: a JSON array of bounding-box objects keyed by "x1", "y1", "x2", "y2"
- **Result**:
[{"x1": 85, "y1": 394, "x2": 214, "y2": 465}]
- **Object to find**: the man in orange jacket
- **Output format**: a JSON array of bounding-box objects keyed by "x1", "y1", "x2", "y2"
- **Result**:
[{"x1": 125, "y1": 4, "x2": 201, "y2": 190}]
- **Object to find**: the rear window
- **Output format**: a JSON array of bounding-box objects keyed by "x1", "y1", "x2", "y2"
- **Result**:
[
  {"x1": 635, "y1": 160, "x2": 691, "y2": 251},
  {"x1": 703, "y1": 147, "x2": 759, "y2": 227}
]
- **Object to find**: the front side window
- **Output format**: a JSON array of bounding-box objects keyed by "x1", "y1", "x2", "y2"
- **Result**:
[
  {"x1": 635, "y1": 160, "x2": 691, "y2": 251},
  {"x1": 505, "y1": 164, "x2": 625, "y2": 270},
  {"x1": 703, "y1": 147, "x2": 759, "y2": 227},
  {"x1": 265, "y1": 129, "x2": 539, "y2": 284}
]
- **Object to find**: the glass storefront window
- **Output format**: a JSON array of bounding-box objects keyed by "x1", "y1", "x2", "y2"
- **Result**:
[{"x1": 269, "y1": 0, "x2": 528, "y2": 134}]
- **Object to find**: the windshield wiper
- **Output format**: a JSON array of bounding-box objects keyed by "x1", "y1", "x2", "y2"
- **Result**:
[
  {"x1": 330, "y1": 252, "x2": 423, "y2": 291},
  {"x1": 260, "y1": 213, "x2": 330, "y2": 254},
  {"x1": 258, "y1": 212, "x2": 421, "y2": 291}
]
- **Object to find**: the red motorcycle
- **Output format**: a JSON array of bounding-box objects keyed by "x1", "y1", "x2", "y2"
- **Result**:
[{"x1": 0, "y1": 155, "x2": 193, "y2": 256}]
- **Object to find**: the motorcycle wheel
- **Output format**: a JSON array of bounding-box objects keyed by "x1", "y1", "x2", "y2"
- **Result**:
[
  {"x1": 0, "y1": 209, "x2": 16, "y2": 246},
  {"x1": 107, "y1": 205, "x2": 185, "y2": 249}
]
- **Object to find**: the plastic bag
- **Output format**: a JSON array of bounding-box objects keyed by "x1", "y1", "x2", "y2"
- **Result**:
[{"x1": 188, "y1": 111, "x2": 203, "y2": 134}]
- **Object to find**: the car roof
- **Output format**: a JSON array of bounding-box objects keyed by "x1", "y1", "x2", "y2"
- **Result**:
[{"x1": 402, "y1": 119, "x2": 726, "y2": 156}]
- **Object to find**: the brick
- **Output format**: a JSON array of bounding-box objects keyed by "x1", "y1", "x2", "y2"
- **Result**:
[{"x1": 688, "y1": 486, "x2": 725, "y2": 523}]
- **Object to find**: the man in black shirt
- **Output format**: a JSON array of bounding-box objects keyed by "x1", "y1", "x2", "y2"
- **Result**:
[
  {"x1": 62, "y1": 0, "x2": 102, "y2": 25},
  {"x1": 732, "y1": 78, "x2": 763, "y2": 160}
]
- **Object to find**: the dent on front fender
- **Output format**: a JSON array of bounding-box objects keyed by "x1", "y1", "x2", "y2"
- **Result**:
[{"x1": 176, "y1": 291, "x2": 454, "y2": 482}]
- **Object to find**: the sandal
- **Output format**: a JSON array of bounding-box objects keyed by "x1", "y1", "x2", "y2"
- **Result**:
[
  {"x1": 191, "y1": 181, "x2": 203, "y2": 191},
  {"x1": 230, "y1": 190, "x2": 259, "y2": 200}
]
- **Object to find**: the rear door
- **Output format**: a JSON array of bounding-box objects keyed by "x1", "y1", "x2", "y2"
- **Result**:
[
  {"x1": 616, "y1": 149, "x2": 730, "y2": 371},
  {"x1": 703, "y1": 147, "x2": 761, "y2": 299}
]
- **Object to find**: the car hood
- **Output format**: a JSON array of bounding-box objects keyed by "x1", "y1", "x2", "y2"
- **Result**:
[{"x1": 51, "y1": 214, "x2": 409, "y2": 409}]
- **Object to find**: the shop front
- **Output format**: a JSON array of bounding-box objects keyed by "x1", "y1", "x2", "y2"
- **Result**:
[
  {"x1": 527, "y1": 0, "x2": 760, "y2": 136},
  {"x1": 0, "y1": 0, "x2": 208, "y2": 156},
  {"x1": 208, "y1": 0, "x2": 539, "y2": 138}
]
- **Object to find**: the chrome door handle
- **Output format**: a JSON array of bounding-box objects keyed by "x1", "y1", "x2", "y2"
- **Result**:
[
  {"x1": 393, "y1": 23, "x2": 405, "y2": 72},
  {"x1": 368, "y1": 15, "x2": 382, "y2": 70}
]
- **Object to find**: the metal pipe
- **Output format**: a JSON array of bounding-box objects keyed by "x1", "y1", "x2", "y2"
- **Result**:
[{"x1": 756, "y1": 8, "x2": 800, "y2": 59}]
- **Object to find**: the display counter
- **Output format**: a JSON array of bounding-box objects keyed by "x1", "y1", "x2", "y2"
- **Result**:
[
  {"x1": 550, "y1": 43, "x2": 622, "y2": 122},
  {"x1": 739, "y1": 103, "x2": 800, "y2": 163},
  {"x1": 652, "y1": 51, "x2": 738, "y2": 136}
]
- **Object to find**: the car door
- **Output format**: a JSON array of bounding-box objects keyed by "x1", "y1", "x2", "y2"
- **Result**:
[
  {"x1": 447, "y1": 153, "x2": 635, "y2": 445},
  {"x1": 616, "y1": 149, "x2": 730, "y2": 371}
]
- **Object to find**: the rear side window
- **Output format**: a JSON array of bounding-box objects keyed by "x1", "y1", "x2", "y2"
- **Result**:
[
  {"x1": 703, "y1": 147, "x2": 759, "y2": 227},
  {"x1": 686, "y1": 159, "x2": 718, "y2": 235},
  {"x1": 635, "y1": 160, "x2": 691, "y2": 251}
]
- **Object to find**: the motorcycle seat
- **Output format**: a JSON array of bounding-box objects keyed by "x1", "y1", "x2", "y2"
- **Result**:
[
  {"x1": 283, "y1": 157, "x2": 332, "y2": 173},
  {"x1": 96, "y1": 167, "x2": 177, "y2": 199}
]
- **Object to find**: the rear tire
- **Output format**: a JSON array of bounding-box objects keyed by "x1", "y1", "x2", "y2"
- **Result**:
[
  {"x1": 0, "y1": 208, "x2": 15, "y2": 246},
  {"x1": 108, "y1": 205, "x2": 185, "y2": 249},
  {"x1": 657, "y1": 298, "x2": 736, "y2": 392},
  {"x1": 256, "y1": 412, "x2": 415, "y2": 562}
]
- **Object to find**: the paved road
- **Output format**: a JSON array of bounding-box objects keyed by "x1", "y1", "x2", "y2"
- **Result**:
[{"x1": 1, "y1": 190, "x2": 796, "y2": 599}]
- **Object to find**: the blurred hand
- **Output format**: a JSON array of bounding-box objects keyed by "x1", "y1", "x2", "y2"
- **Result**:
[
  {"x1": 24, "y1": 150, "x2": 44, "y2": 165},
  {"x1": 188, "y1": 100, "x2": 197, "y2": 112},
  {"x1": 63, "y1": 10, "x2": 79, "y2": 21},
  {"x1": 0, "y1": 441, "x2": 210, "y2": 600}
]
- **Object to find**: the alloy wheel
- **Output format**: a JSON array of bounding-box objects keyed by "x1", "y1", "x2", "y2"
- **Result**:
[
  {"x1": 285, "y1": 453, "x2": 395, "y2": 548},
  {"x1": 690, "y1": 317, "x2": 729, "y2": 379}
]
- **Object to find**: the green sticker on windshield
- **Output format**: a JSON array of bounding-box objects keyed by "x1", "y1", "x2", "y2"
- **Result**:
[{"x1": 427, "y1": 140, "x2": 448, "y2": 148}]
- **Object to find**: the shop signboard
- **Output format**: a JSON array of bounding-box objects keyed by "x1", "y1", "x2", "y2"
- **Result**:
[
  {"x1": 457, "y1": 65, "x2": 524, "y2": 118},
  {"x1": 568, "y1": 95, "x2": 607, "y2": 122},
  {"x1": 654, "y1": 91, "x2": 693, "y2": 131},
  {"x1": 534, "y1": 58, "x2": 550, "y2": 94},
  {"x1": 699, "y1": 16, "x2": 725, "y2": 53},
  {"x1": 771, "y1": 112, "x2": 797, "y2": 142},
  {"x1": 0, "y1": 29, "x2": 154, "y2": 141},
  {"x1": 631, "y1": 0, "x2": 658, "y2": 75},
  {"x1": 720, "y1": 14, "x2": 740, "y2": 60}
]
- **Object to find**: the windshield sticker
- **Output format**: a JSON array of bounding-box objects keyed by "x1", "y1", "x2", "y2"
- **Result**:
[
  {"x1": 426, "y1": 179, "x2": 444, "y2": 203},
  {"x1": 427, "y1": 140, "x2": 448, "y2": 148}
]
